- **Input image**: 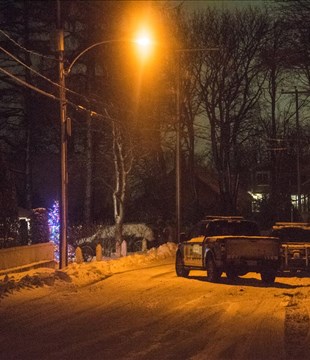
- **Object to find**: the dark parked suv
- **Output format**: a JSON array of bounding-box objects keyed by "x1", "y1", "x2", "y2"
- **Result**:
[{"x1": 271, "y1": 222, "x2": 310, "y2": 273}]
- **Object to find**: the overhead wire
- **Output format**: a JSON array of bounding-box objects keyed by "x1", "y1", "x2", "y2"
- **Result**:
[
  {"x1": 0, "y1": 28, "x2": 58, "y2": 62},
  {"x1": 0, "y1": 30, "x2": 121, "y2": 125},
  {"x1": 0, "y1": 28, "x2": 114, "y2": 112},
  {"x1": 1, "y1": 45, "x2": 62, "y2": 90},
  {"x1": 0, "y1": 65, "x2": 58, "y2": 101},
  {"x1": 0, "y1": 45, "x2": 108, "y2": 110},
  {"x1": 0, "y1": 65, "x2": 116, "y2": 123}
]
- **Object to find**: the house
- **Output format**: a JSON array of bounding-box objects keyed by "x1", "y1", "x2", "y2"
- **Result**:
[{"x1": 249, "y1": 160, "x2": 310, "y2": 222}]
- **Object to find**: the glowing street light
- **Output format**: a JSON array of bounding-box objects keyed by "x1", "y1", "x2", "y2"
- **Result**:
[
  {"x1": 56, "y1": 6, "x2": 154, "y2": 268},
  {"x1": 133, "y1": 27, "x2": 154, "y2": 61}
]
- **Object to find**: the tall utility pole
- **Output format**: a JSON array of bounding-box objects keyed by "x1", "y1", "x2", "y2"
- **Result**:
[
  {"x1": 282, "y1": 87, "x2": 310, "y2": 215},
  {"x1": 57, "y1": 0, "x2": 68, "y2": 268},
  {"x1": 176, "y1": 54, "x2": 181, "y2": 243},
  {"x1": 295, "y1": 87, "x2": 301, "y2": 213}
]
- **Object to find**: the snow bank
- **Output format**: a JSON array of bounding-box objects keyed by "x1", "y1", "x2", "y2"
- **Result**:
[
  {"x1": 66, "y1": 242, "x2": 177, "y2": 286},
  {"x1": 0, "y1": 243, "x2": 177, "y2": 297}
]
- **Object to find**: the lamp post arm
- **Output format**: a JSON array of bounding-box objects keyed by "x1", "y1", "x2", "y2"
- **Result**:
[{"x1": 65, "y1": 39, "x2": 126, "y2": 76}]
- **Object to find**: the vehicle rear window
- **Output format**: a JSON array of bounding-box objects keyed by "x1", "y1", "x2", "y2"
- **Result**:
[
  {"x1": 187, "y1": 219, "x2": 261, "y2": 239},
  {"x1": 206, "y1": 220, "x2": 260, "y2": 236}
]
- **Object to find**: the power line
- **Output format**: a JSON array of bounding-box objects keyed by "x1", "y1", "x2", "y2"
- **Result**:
[
  {"x1": 1, "y1": 28, "x2": 143, "y2": 116},
  {"x1": 0, "y1": 65, "x2": 115, "y2": 123},
  {"x1": 0, "y1": 45, "x2": 108, "y2": 109},
  {"x1": 1, "y1": 45, "x2": 61, "y2": 91},
  {"x1": 0, "y1": 65, "x2": 58, "y2": 101},
  {"x1": 0, "y1": 28, "x2": 57, "y2": 62}
]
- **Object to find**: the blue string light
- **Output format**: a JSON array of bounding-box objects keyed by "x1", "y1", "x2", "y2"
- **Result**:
[{"x1": 48, "y1": 200, "x2": 60, "y2": 261}]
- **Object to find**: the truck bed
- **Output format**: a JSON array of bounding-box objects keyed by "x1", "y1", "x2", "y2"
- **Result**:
[{"x1": 224, "y1": 236, "x2": 280, "y2": 260}]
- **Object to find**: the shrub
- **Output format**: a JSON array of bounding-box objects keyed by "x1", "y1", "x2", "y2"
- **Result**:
[
  {"x1": 0, "y1": 156, "x2": 19, "y2": 248},
  {"x1": 30, "y1": 208, "x2": 49, "y2": 244}
]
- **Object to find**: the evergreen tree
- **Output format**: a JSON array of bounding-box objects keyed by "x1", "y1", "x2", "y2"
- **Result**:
[
  {"x1": 0, "y1": 155, "x2": 19, "y2": 247},
  {"x1": 30, "y1": 207, "x2": 49, "y2": 244}
]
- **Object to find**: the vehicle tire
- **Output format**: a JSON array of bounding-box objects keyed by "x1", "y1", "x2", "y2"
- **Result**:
[
  {"x1": 175, "y1": 252, "x2": 190, "y2": 277},
  {"x1": 206, "y1": 255, "x2": 220, "y2": 282},
  {"x1": 226, "y1": 269, "x2": 238, "y2": 280},
  {"x1": 81, "y1": 245, "x2": 94, "y2": 262},
  {"x1": 237, "y1": 270, "x2": 248, "y2": 277},
  {"x1": 260, "y1": 270, "x2": 276, "y2": 284}
]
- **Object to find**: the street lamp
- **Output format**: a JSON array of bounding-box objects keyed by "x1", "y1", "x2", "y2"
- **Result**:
[
  {"x1": 55, "y1": 14, "x2": 153, "y2": 268},
  {"x1": 133, "y1": 27, "x2": 154, "y2": 62},
  {"x1": 175, "y1": 48, "x2": 218, "y2": 243}
]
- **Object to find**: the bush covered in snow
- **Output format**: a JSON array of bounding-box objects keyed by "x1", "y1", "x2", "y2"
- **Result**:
[
  {"x1": 96, "y1": 223, "x2": 154, "y2": 242},
  {"x1": 69, "y1": 223, "x2": 155, "y2": 250}
]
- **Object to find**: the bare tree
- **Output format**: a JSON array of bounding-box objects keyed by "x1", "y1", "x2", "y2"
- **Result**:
[
  {"x1": 191, "y1": 7, "x2": 269, "y2": 214},
  {"x1": 257, "y1": 17, "x2": 298, "y2": 221},
  {"x1": 0, "y1": 0, "x2": 60, "y2": 210},
  {"x1": 111, "y1": 120, "x2": 133, "y2": 255},
  {"x1": 277, "y1": 0, "x2": 310, "y2": 86}
]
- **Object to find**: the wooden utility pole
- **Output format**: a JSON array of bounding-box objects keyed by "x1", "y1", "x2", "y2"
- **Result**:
[
  {"x1": 57, "y1": 0, "x2": 68, "y2": 268},
  {"x1": 281, "y1": 87, "x2": 310, "y2": 215}
]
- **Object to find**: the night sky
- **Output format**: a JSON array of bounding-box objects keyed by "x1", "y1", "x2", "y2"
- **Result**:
[{"x1": 174, "y1": 0, "x2": 266, "y2": 10}]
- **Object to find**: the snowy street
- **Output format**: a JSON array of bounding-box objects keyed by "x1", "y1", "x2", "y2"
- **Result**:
[{"x1": 1, "y1": 243, "x2": 310, "y2": 360}]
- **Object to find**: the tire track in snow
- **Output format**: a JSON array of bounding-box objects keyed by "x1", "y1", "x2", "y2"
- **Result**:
[
  {"x1": 190, "y1": 294, "x2": 286, "y2": 360},
  {"x1": 284, "y1": 292, "x2": 310, "y2": 360}
]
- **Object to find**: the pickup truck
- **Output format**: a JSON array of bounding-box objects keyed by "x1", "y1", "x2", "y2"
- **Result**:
[
  {"x1": 175, "y1": 216, "x2": 281, "y2": 283},
  {"x1": 271, "y1": 222, "x2": 310, "y2": 273}
]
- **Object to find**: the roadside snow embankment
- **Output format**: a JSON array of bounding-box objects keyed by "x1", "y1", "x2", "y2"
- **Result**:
[
  {"x1": 0, "y1": 243, "x2": 177, "y2": 297},
  {"x1": 66, "y1": 242, "x2": 177, "y2": 286}
]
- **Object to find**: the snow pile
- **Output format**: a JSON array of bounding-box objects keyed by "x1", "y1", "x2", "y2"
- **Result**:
[
  {"x1": 0, "y1": 242, "x2": 177, "y2": 297},
  {"x1": 66, "y1": 242, "x2": 177, "y2": 286},
  {"x1": 0, "y1": 269, "x2": 61, "y2": 299}
]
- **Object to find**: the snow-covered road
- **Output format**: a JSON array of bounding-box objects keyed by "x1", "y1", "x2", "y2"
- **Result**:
[{"x1": 1, "y1": 244, "x2": 310, "y2": 360}]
